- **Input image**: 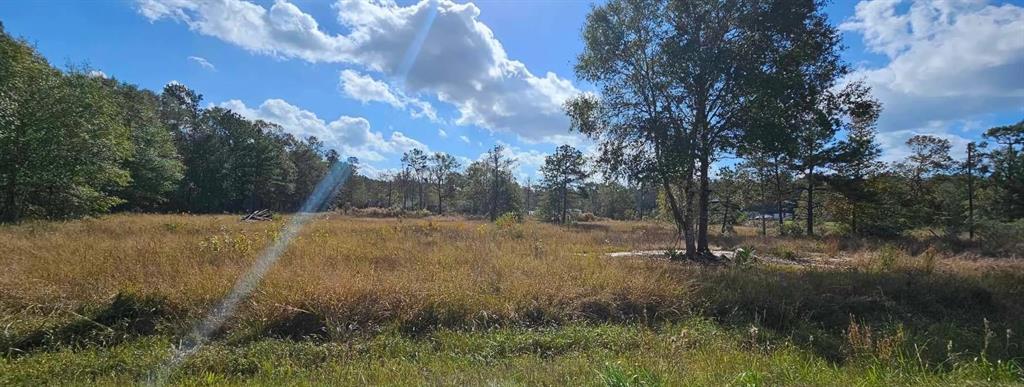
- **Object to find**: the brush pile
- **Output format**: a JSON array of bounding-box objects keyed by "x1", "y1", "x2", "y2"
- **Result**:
[{"x1": 240, "y1": 209, "x2": 273, "y2": 222}]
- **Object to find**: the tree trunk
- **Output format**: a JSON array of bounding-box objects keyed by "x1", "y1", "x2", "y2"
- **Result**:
[
  {"x1": 967, "y1": 143, "x2": 975, "y2": 240},
  {"x1": 561, "y1": 183, "x2": 568, "y2": 224},
  {"x1": 490, "y1": 164, "x2": 498, "y2": 221},
  {"x1": 851, "y1": 202, "x2": 858, "y2": 235},
  {"x1": 661, "y1": 180, "x2": 690, "y2": 255},
  {"x1": 437, "y1": 180, "x2": 444, "y2": 214},
  {"x1": 682, "y1": 178, "x2": 697, "y2": 258},
  {"x1": 721, "y1": 197, "x2": 730, "y2": 234},
  {"x1": 806, "y1": 165, "x2": 815, "y2": 236},
  {"x1": 697, "y1": 155, "x2": 711, "y2": 254},
  {"x1": 774, "y1": 157, "x2": 785, "y2": 233},
  {"x1": 760, "y1": 176, "x2": 767, "y2": 236}
]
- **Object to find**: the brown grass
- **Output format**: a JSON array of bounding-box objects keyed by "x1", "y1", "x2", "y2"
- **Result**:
[
  {"x1": 3, "y1": 214, "x2": 1022, "y2": 367},
  {"x1": 0, "y1": 214, "x2": 691, "y2": 334}
]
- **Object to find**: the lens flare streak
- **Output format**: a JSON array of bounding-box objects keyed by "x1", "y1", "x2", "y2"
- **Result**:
[{"x1": 150, "y1": 162, "x2": 352, "y2": 384}]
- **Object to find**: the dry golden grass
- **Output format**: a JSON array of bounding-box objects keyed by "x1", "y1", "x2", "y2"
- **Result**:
[
  {"x1": 2, "y1": 214, "x2": 1023, "y2": 385},
  {"x1": 0, "y1": 214, "x2": 691, "y2": 332}
]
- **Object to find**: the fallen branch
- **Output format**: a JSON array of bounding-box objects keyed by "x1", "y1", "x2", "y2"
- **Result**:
[{"x1": 241, "y1": 209, "x2": 272, "y2": 222}]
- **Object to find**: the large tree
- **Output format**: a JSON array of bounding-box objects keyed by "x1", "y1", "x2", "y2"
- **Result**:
[
  {"x1": 570, "y1": 0, "x2": 852, "y2": 254},
  {"x1": 568, "y1": 0, "x2": 700, "y2": 255}
]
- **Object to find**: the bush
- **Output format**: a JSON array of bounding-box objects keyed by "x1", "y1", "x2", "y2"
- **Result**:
[
  {"x1": 733, "y1": 247, "x2": 756, "y2": 267},
  {"x1": 977, "y1": 220, "x2": 1024, "y2": 257},
  {"x1": 494, "y1": 211, "x2": 522, "y2": 229},
  {"x1": 874, "y1": 244, "x2": 906, "y2": 271},
  {"x1": 781, "y1": 220, "x2": 804, "y2": 236},
  {"x1": 576, "y1": 212, "x2": 597, "y2": 222},
  {"x1": 344, "y1": 207, "x2": 431, "y2": 219}
]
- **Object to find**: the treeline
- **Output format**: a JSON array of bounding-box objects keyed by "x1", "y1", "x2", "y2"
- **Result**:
[
  {"x1": 1, "y1": 25, "x2": 347, "y2": 221},
  {"x1": 332, "y1": 144, "x2": 659, "y2": 222},
  {"x1": 3, "y1": 15, "x2": 1021, "y2": 249}
]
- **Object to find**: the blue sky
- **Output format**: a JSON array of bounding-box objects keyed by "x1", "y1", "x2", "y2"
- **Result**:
[{"x1": 2, "y1": 0, "x2": 1022, "y2": 180}]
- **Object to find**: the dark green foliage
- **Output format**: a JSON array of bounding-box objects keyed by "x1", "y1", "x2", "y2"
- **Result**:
[
  {"x1": 108, "y1": 82, "x2": 183, "y2": 211},
  {"x1": 0, "y1": 30, "x2": 131, "y2": 221},
  {"x1": 983, "y1": 121, "x2": 1024, "y2": 220}
]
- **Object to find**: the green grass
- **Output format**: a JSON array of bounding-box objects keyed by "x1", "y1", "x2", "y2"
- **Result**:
[{"x1": 2, "y1": 321, "x2": 1019, "y2": 386}]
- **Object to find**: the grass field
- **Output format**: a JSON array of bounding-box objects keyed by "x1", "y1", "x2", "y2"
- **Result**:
[{"x1": 1, "y1": 214, "x2": 1022, "y2": 385}]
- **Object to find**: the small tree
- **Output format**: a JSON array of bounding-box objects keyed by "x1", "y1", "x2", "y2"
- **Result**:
[
  {"x1": 540, "y1": 145, "x2": 590, "y2": 224},
  {"x1": 401, "y1": 148, "x2": 429, "y2": 210},
  {"x1": 481, "y1": 145, "x2": 519, "y2": 220},
  {"x1": 983, "y1": 121, "x2": 1023, "y2": 220},
  {"x1": 830, "y1": 90, "x2": 883, "y2": 235},
  {"x1": 429, "y1": 152, "x2": 460, "y2": 214}
]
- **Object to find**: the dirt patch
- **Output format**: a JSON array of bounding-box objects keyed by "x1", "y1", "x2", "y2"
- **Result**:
[{"x1": 606, "y1": 249, "x2": 846, "y2": 269}]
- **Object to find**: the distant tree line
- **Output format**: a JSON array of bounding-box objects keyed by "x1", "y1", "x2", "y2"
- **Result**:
[
  {"x1": 1, "y1": 25, "x2": 346, "y2": 221},
  {"x1": 2, "y1": 18, "x2": 1021, "y2": 251}
]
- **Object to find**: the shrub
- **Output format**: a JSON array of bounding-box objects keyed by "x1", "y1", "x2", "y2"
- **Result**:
[
  {"x1": 768, "y1": 246, "x2": 797, "y2": 261},
  {"x1": 976, "y1": 219, "x2": 1024, "y2": 257},
  {"x1": 494, "y1": 211, "x2": 522, "y2": 229},
  {"x1": 344, "y1": 207, "x2": 432, "y2": 219},
  {"x1": 733, "y1": 247, "x2": 756, "y2": 267},
  {"x1": 874, "y1": 244, "x2": 906, "y2": 271},
  {"x1": 576, "y1": 212, "x2": 597, "y2": 222},
  {"x1": 781, "y1": 220, "x2": 804, "y2": 236}
]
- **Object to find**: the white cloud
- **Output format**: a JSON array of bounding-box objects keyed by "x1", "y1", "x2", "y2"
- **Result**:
[
  {"x1": 187, "y1": 55, "x2": 216, "y2": 70},
  {"x1": 137, "y1": 0, "x2": 581, "y2": 142},
  {"x1": 842, "y1": 0, "x2": 1024, "y2": 133},
  {"x1": 875, "y1": 125, "x2": 974, "y2": 163},
  {"x1": 459, "y1": 135, "x2": 470, "y2": 144},
  {"x1": 338, "y1": 69, "x2": 438, "y2": 121},
  {"x1": 339, "y1": 68, "x2": 403, "y2": 107},
  {"x1": 87, "y1": 70, "x2": 108, "y2": 78},
  {"x1": 437, "y1": 128, "x2": 447, "y2": 137},
  {"x1": 217, "y1": 98, "x2": 428, "y2": 162}
]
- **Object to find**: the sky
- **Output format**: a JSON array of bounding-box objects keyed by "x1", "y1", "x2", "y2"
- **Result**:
[{"x1": 1, "y1": 0, "x2": 1022, "y2": 180}]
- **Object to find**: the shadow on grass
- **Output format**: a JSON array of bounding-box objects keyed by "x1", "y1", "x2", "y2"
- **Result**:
[
  {"x1": 696, "y1": 266, "x2": 1024, "y2": 365},
  {"x1": 4, "y1": 293, "x2": 172, "y2": 356}
]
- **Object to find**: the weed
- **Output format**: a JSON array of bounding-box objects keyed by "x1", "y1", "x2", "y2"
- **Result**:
[
  {"x1": 733, "y1": 247, "x2": 756, "y2": 267},
  {"x1": 598, "y1": 361, "x2": 662, "y2": 387}
]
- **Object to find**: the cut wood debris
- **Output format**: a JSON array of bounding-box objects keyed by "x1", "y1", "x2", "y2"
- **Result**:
[{"x1": 240, "y1": 209, "x2": 273, "y2": 222}]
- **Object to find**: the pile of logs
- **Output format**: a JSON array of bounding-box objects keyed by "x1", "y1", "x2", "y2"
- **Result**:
[{"x1": 240, "y1": 209, "x2": 273, "y2": 222}]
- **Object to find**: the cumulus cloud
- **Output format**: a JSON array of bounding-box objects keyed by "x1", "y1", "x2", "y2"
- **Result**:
[
  {"x1": 217, "y1": 98, "x2": 428, "y2": 161},
  {"x1": 187, "y1": 55, "x2": 216, "y2": 70},
  {"x1": 137, "y1": 0, "x2": 581, "y2": 142},
  {"x1": 338, "y1": 69, "x2": 438, "y2": 120},
  {"x1": 841, "y1": 0, "x2": 1024, "y2": 132},
  {"x1": 87, "y1": 70, "x2": 108, "y2": 78},
  {"x1": 875, "y1": 126, "x2": 974, "y2": 162}
]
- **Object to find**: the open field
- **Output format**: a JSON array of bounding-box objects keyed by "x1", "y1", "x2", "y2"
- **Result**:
[{"x1": 1, "y1": 214, "x2": 1023, "y2": 385}]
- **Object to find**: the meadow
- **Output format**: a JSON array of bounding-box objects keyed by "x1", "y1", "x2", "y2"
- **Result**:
[{"x1": 1, "y1": 214, "x2": 1022, "y2": 385}]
